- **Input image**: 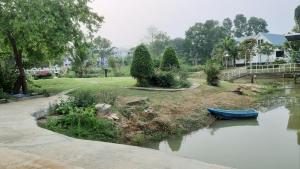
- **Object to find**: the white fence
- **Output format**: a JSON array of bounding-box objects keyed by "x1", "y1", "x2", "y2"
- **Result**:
[{"x1": 224, "y1": 63, "x2": 300, "y2": 81}]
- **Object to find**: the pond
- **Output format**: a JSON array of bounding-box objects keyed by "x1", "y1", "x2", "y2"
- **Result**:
[{"x1": 146, "y1": 81, "x2": 300, "y2": 169}]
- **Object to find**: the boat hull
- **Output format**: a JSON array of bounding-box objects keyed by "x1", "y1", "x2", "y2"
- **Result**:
[{"x1": 208, "y1": 108, "x2": 259, "y2": 120}]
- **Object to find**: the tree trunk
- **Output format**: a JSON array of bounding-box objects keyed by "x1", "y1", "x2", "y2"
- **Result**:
[{"x1": 7, "y1": 33, "x2": 27, "y2": 94}]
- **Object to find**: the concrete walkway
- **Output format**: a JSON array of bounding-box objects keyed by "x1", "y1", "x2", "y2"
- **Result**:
[{"x1": 0, "y1": 94, "x2": 232, "y2": 169}]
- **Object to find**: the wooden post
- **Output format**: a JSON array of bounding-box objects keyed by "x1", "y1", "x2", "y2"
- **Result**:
[{"x1": 251, "y1": 74, "x2": 255, "y2": 84}]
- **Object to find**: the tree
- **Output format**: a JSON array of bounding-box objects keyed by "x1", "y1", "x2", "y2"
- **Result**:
[
  {"x1": 130, "y1": 45, "x2": 154, "y2": 86},
  {"x1": 239, "y1": 39, "x2": 257, "y2": 66},
  {"x1": 161, "y1": 47, "x2": 180, "y2": 71},
  {"x1": 0, "y1": 0, "x2": 103, "y2": 94},
  {"x1": 148, "y1": 31, "x2": 170, "y2": 58},
  {"x1": 257, "y1": 42, "x2": 275, "y2": 64},
  {"x1": 234, "y1": 14, "x2": 248, "y2": 38},
  {"x1": 223, "y1": 18, "x2": 233, "y2": 36},
  {"x1": 214, "y1": 37, "x2": 238, "y2": 68},
  {"x1": 69, "y1": 36, "x2": 93, "y2": 78},
  {"x1": 294, "y1": 5, "x2": 300, "y2": 32},
  {"x1": 185, "y1": 20, "x2": 226, "y2": 65},
  {"x1": 170, "y1": 38, "x2": 186, "y2": 57},
  {"x1": 93, "y1": 36, "x2": 115, "y2": 59},
  {"x1": 246, "y1": 17, "x2": 269, "y2": 36}
]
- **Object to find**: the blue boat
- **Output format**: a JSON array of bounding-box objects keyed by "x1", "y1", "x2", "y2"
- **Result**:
[{"x1": 208, "y1": 108, "x2": 259, "y2": 120}]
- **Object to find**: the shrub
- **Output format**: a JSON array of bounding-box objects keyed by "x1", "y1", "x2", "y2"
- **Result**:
[
  {"x1": 130, "y1": 44, "x2": 154, "y2": 86},
  {"x1": 0, "y1": 58, "x2": 18, "y2": 93},
  {"x1": 161, "y1": 47, "x2": 180, "y2": 71},
  {"x1": 72, "y1": 90, "x2": 97, "y2": 107},
  {"x1": 204, "y1": 60, "x2": 220, "y2": 86},
  {"x1": 152, "y1": 58, "x2": 161, "y2": 69},
  {"x1": 44, "y1": 106, "x2": 119, "y2": 142},
  {"x1": 0, "y1": 89, "x2": 9, "y2": 99},
  {"x1": 149, "y1": 71, "x2": 176, "y2": 88}
]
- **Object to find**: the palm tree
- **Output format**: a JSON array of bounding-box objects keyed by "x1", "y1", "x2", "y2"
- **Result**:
[{"x1": 220, "y1": 37, "x2": 239, "y2": 68}]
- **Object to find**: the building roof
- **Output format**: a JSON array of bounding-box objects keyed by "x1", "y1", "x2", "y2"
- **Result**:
[
  {"x1": 236, "y1": 33, "x2": 287, "y2": 46},
  {"x1": 285, "y1": 33, "x2": 300, "y2": 41},
  {"x1": 260, "y1": 33, "x2": 287, "y2": 46}
]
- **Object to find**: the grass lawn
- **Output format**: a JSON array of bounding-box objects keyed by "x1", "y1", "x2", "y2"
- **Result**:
[{"x1": 33, "y1": 76, "x2": 245, "y2": 106}]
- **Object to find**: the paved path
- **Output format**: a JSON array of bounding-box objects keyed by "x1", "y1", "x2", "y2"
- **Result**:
[{"x1": 0, "y1": 94, "x2": 232, "y2": 169}]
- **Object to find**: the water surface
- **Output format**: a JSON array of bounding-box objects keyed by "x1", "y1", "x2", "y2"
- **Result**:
[{"x1": 147, "y1": 83, "x2": 300, "y2": 169}]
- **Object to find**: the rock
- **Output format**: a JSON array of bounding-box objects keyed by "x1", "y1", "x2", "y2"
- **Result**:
[
  {"x1": 0, "y1": 99, "x2": 8, "y2": 104},
  {"x1": 126, "y1": 97, "x2": 149, "y2": 106},
  {"x1": 233, "y1": 87, "x2": 243, "y2": 95},
  {"x1": 95, "y1": 103, "x2": 111, "y2": 115},
  {"x1": 106, "y1": 113, "x2": 119, "y2": 121}
]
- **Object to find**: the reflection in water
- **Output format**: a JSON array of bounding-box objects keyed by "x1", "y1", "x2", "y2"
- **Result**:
[
  {"x1": 167, "y1": 135, "x2": 183, "y2": 152},
  {"x1": 210, "y1": 119, "x2": 259, "y2": 135},
  {"x1": 298, "y1": 131, "x2": 300, "y2": 145},
  {"x1": 286, "y1": 103, "x2": 300, "y2": 146}
]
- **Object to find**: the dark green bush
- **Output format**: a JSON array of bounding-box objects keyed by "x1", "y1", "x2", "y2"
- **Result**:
[
  {"x1": 204, "y1": 60, "x2": 220, "y2": 86},
  {"x1": 0, "y1": 89, "x2": 9, "y2": 99},
  {"x1": 149, "y1": 71, "x2": 177, "y2": 88},
  {"x1": 152, "y1": 58, "x2": 161, "y2": 69},
  {"x1": 161, "y1": 47, "x2": 180, "y2": 71},
  {"x1": 130, "y1": 44, "x2": 154, "y2": 86},
  {"x1": 0, "y1": 58, "x2": 18, "y2": 93}
]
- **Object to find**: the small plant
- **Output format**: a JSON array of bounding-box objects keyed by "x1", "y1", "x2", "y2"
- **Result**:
[
  {"x1": 204, "y1": 60, "x2": 221, "y2": 86},
  {"x1": 72, "y1": 90, "x2": 97, "y2": 107},
  {"x1": 161, "y1": 47, "x2": 180, "y2": 71},
  {"x1": 97, "y1": 90, "x2": 117, "y2": 105},
  {"x1": 130, "y1": 44, "x2": 154, "y2": 87},
  {"x1": 43, "y1": 106, "x2": 119, "y2": 142}
]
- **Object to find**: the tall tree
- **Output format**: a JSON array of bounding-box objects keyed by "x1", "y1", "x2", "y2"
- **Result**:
[
  {"x1": 148, "y1": 31, "x2": 170, "y2": 58},
  {"x1": 246, "y1": 17, "x2": 269, "y2": 36},
  {"x1": 234, "y1": 14, "x2": 248, "y2": 38},
  {"x1": 170, "y1": 38, "x2": 186, "y2": 57},
  {"x1": 185, "y1": 20, "x2": 226, "y2": 65},
  {"x1": 0, "y1": 0, "x2": 103, "y2": 94},
  {"x1": 294, "y1": 5, "x2": 300, "y2": 32},
  {"x1": 223, "y1": 18, "x2": 233, "y2": 36},
  {"x1": 93, "y1": 36, "x2": 115, "y2": 59}
]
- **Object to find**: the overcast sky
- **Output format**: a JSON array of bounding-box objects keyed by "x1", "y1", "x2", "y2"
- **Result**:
[{"x1": 91, "y1": 0, "x2": 300, "y2": 49}]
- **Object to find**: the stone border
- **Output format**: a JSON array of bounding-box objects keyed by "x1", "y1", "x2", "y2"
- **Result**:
[{"x1": 125, "y1": 83, "x2": 200, "y2": 92}]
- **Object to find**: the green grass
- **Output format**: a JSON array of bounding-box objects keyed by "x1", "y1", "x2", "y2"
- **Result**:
[{"x1": 33, "y1": 77, "x2": 135, "y2": 94}]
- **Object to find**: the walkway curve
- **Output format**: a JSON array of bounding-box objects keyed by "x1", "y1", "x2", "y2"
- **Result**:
[{"x1": 0, "y1": 93, "x2": 232, "y2": 169}]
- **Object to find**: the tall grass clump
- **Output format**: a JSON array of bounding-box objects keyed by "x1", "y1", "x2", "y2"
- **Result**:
[{"x1": 204, "y1": 60, "x2": 221, "y2": 86}]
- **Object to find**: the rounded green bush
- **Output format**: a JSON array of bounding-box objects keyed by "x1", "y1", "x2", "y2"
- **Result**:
[
  {"x1": 130, "y1": 44, "x2": 154, "y2": 86},
  {"x1": 161, "y1": 47, "x2": 180, "y2": 71}
]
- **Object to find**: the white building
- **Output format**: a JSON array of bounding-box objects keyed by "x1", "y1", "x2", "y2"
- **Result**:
[{"x1": 236, "y1": 33, "x2": 289, "y2": 65}]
